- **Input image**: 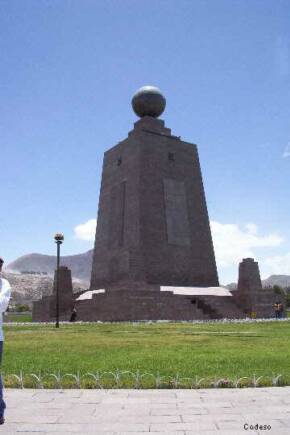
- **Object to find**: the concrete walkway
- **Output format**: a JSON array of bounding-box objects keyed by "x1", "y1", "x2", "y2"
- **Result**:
[{"x1": 1, "y1": 387, "x2": 290, "y2": 434}]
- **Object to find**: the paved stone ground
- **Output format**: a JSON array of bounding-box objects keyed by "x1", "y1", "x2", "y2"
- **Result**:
[{"x1": 1, "y1": 387, "x2": 290, "y2": 434}]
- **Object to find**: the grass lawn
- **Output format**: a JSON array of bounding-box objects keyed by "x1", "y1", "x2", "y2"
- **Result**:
[
  {"x1": 4, "y1": 312, "x2": 32, "y2": 323},
  {"x1": 2, "y1": 321, "x2": 290, "y2": 388}
]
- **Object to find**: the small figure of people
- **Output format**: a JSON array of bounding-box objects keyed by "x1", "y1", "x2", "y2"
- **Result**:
[
  {"x1": 274, "y1": 301, "x2": 284, "y2": 319},
  {"x1": 69, "y1": 306, "x2": 77, "y2": 322}
]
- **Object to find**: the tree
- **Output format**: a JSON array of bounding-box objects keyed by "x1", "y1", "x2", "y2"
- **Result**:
[
  {"x1": 285, "y1": 293, "x2": 290, "y2": 308},
  {"x1": 273, "y1": 285, "x2": 285, "y2": 297}
]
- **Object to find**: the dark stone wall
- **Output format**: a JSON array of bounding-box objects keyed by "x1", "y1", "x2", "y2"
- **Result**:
[{"x1": 90, "y1": 116, "x2": 219, "y2": 291}]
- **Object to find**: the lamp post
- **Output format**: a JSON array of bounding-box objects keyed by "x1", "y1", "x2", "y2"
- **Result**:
[{"x1": 54, "y1": 233, "x2": 64, "y2": 328}]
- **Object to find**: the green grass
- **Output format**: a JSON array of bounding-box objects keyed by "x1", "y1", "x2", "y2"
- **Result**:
[
  {"x1": 4, "y1": 312, "x2": 32, "y2": 323},
  {"x1": 2, "y1": 321, "x2": 290, "y2": 388}
]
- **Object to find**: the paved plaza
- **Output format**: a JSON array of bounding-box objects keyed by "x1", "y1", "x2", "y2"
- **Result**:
[{"x1": 1, "y1": 387, "x2": 290, "y2": 434}]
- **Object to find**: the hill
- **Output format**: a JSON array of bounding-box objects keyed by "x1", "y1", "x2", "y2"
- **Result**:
[
  {"x1": 7, "y1": 250, "x2": 93, "y2": 282},
  {"x1": 262, "y1": 275, "x2": 290, "y2": 289},
  {"x1": 3, "y1": 271, "x2": 88, "y2": 306},
  {"x1": 5, "y1": 250, "x2": 92, "y2": 305},
  {"x1": 226, "y1": 275, "x2": 290, "y2": 290}
]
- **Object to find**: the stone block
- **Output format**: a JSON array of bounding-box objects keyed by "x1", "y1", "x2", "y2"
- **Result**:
[{"x1": 32, "y1": 266, "x2": 74, "y2": 321}]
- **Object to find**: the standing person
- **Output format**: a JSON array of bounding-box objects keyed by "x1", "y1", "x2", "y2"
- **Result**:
[
  {"x1": 0, "y1": 257, "x2": 11, "y2": 425},
  {"x1": 274, "y1": 302, "x2": 280, "y2": 319},
  {"x1": 69, "y1": 306, "x2": 77, "y2": 322},
  {"x1": 278, "y1": 302, "x2": 284, "y2": 319}
]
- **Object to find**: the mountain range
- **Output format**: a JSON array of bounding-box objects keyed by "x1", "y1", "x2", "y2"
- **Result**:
[
  {"x1": 7, "y1": 250, "x2": 93, "y2": 282},
  {"x1": 227, "y1": 275, "x2": 290, "y2": 290},
  {"x1": 3, "y1": 271, "x2": 87, "y2": 305},
  {"x1": 262, "y1": 275, "x2": 290, "y2": 288},
  {"x1": 5, "y1": 251, "x2": 93, "y2": 305}
]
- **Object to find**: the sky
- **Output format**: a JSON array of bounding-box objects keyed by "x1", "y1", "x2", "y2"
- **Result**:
[{"x1": 1, "y1": 0, "x2": 290, "y2": 284}]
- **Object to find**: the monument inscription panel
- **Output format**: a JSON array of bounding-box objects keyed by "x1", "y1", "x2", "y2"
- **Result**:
[{"x1": 163, "y1": 178, "x2": 190, "y2": 246}]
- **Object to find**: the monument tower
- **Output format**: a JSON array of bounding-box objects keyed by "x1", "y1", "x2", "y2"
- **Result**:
[{"x1": 90, "y1": 86, "x2": 219, "y2": 292}]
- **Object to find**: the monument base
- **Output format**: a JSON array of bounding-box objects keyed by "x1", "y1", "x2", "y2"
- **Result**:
[
  {"x1": 76, "y1": 289, "x2": 207, "y2": 321},
  {"x1": 75, "y1": 286, "x2": 247, "y2": 322}
]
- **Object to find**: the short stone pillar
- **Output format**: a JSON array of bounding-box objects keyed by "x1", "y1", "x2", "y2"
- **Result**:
[
  {"x1": 237, "y1": 258, "x2": 262, "y2": 291},
  {"x1": 33, "y1": 266, "x2": 74, "y2": 321},
  {"x1": 233, "y1": 258, "x2": 279, "y2": 318},
  {"x1": 50, "y1": 266, "x2": 73, "y2": 317},
  {"x1": 53, "y1": 266, "x2": 73, "y2": 294}
]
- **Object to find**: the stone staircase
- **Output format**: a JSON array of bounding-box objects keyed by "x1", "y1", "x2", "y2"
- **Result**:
[{"x1": 195, "y1": 296, "x2": 246, "y2": 319}]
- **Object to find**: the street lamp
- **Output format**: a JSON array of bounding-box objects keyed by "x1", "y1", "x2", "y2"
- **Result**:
[{"x1": 54, "y1": 232, "x2": 64, "y2": 328}]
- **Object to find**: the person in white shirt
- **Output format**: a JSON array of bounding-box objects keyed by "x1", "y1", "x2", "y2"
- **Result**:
[{"x1": 0, "y1": 257, "x2": 11, "y2": 425}]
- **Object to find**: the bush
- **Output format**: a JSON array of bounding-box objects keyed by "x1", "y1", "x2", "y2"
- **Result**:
[
  {"x1": 15, "y1": 304, "x2": 31, "y2": 313},
  {"x1": 273, "y1": 285, "x2": 285, "y2": 296},
  {"x1": 285, "y1": 293, "x2": 290, "y2": 308}
]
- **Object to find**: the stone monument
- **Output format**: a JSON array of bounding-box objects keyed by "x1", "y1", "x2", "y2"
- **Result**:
[
  {"x1": 33, "y1": 88, "x2": 279, "y2": 321},
  {"x1": 90, "y1": 86, "x2": 219, "y2": 291},
  {"x1": 72, "y1": 86, "x2": 223, "y2": 321}
]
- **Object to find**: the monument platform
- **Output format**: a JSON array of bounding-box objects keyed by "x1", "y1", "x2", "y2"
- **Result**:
[{"x1": 75, "y1": 286, "x2": 246, "y2": 322}]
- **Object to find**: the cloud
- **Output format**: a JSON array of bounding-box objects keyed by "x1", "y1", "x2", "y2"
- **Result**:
[
  {"x1": 210, "y1": 221, "x2": 283, "y2": 268},
  {"x1": 74, "y1": 219, "x2": 96, "y2": 241},
  {"x1": 262, "y1": 252, "x2": 290, "y2": 276},
  {"x1": 283, "y1": 142, "x2": 290, "y2": 158}
]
